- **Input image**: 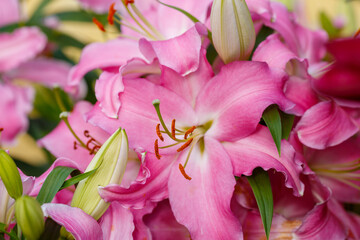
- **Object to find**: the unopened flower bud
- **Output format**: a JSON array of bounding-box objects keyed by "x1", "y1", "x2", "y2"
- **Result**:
[
  {"x1": 71, "y1": 128, "x2": 128, "y2": 220},
  {"x1": 210, "y1": 0, "x2": 256, "y2": 63},
  {"x1": 15, "y1": 196, "x2": 44, "y2": 240},
  {"x1": 0, "y1": 150, "x2": 23, "y2": 199}
]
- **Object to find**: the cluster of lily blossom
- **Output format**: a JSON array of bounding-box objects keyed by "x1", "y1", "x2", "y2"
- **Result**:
[{"x1": 1, "y1": 0, "x2": 360, "y2": 239}]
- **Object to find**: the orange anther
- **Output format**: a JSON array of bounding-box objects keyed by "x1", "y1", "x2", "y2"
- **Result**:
[
  {"x1": 171, "y1": 119, "x2": 176, "y2": 139},
  {"x1": 154, "y1": 139, "x2": 161, "y2": 159},
  {"x1": 179, "y1": 164, "x2": 192, "y2": 180},
  {"x1": 156, "y1": 124, "x2": 164, "y2": 141},
  {"x1": 355, "y1": 28, "x2": 360, "y2": 38},
  {"x1": 92, "y1": 17, "x2": 106, "y2": 32},
  {"x1": 184, "y1": 126, "x2": 196, "y2": 139},
  {"x1": 177, "y1": 138, "x2": 193, "y2": 152},
  {"x1": 108, "y1": 3, "x2": 116, "y2": 25},
  {"x1": 0, "y1": 128, "x2": 3, "y2": 132},
  {"x1": 124, "y1": 0, "x2": 134, "y2": 6}
]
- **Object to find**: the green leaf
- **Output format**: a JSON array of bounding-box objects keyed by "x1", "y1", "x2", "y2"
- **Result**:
[
  {"x1": 60, "y1": 168, "x2": 98, "y2": 190},
  {"x1": 262, "y1": 105, "x2": 282, "y2": 156},
  {"x1": 280, "y1": 112, "x2": 295, "y2": 140},
  {"x1": 319, "y1": 12, "x2": 340, "y2": 39},
  {"x1": 36, "y1": 166, "x2": 75, "y2": 204},
  {"x1": 38, "y1": 25, "x2": 86, "y2": 48},
  {"x1": 247, "y1": 168, "x2": 273, "y2": 240},
  {"x1": 28, "y1": 0, "x2": 52, "y2": 23},
  {"x1": 0, "y1": 223, "x2": 19, "y2": 240}
]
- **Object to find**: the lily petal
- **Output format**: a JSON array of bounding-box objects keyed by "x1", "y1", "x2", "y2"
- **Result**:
[
  {"x1": 195, "y1": 61, "x2": 294, "y2": 142},
  {"x1": 223, "y1": 125, "x2": 304, "y2": 196},
  {"x1": 0, "y1": 27, "x2": 46, "y2": 72},
  {"x1": 99, "y1": 202, "x2": 134, "y2": 240},
  {"x1": 42, "y1": 203, "x2": 103, "y2": 240},
  {"x1": 296, "y1": 101, "x2": 358, "y2": 149},
  {"x1": 139, "y1": 26, "x2": 202, "y2": 76},
  {"x1": 0, "y1": 0, "x2": 20, "y2": 27},
  {"x1": 95, "y1": 72, "x2": 124, "y2": 119},
  {"x1": 168, "y1": 136, "x2": 242, "y2": 239},
  {"x1": 67, "y1": 38, "x2": 141, "y2": 93}
]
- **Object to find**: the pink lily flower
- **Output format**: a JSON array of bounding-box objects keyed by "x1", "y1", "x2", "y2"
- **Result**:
[
  {"x1": 250, "y1": 2, "x2": 360, "y2": 150},
  {"x1": 233, "y1": 168, "x2": 360, "y2": 239},
  {"x1": 67, "y1": 0, "x2": 212, "y2": 94},
  {"x1": 80, "y1": 28, "x2": 306, "y2": 238},
  {"x1": 290, "y1": 132, "x2": 360, "y2": 204}
]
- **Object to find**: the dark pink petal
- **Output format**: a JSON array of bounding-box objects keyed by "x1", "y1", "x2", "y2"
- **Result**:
[
  {"x1": 0, "y1": 27, "x2": 46, "y2": 72},
  {"x1": 99, "y1": 153, "x2": 173, "y2": 209},
  {"x1": 42, "y1": 203, "x2": 103, "y2": 240},
  {"x1": 0, "y1": 84, "x2": 33, "y2": 144},
  {"x1": 326, "y1": 38, "x2": 360, "y2": 64},
  {"x1": 0, "y1": 0, "x2": 20, "y2": 27},
  {"x1": 132, "y1": 202, "x2": 156, "y2": 240},
  {"x1": 168, "y1": 137, "x2": 242, "y2": 239},
  {"x1": 223, "y1": 125, "x2": 304, "y2": 196},
  {"x1": 305, "y1": 135, "x2": 360, "y2": 203},
  {"x1": 296, "y1": 101, "x2": 359, "y2": 149},
  {"x1": 284, "y1": 75, "x2": 319, "y2": 115},
  {"x1": 144, "y1": 200, "x2": 190, "y2": 239},
  {"x1": 99, "y1": 202, "x2": 134, "y2": 240},
  {"x1": 95, "y1": 72, "x2": 124, "y2": 118},
  {"x1": 38, "y1": 102, "x2": 110, "y2": 171},
  {"x1": 139, "y1": 26, "x2": 202, "y2": 76},
  {"x1": 67, "y1": 38, "x2": 141, "y2": 93},
  {"x1": 196, "y1": 61, "x2": 294, "y2": 142},
  {"x1": 295, "y1": 201, "x2": 346, "y2": 239},
  {"x1": 314, "y1": 64, "x2": 360, "y2": 100}
]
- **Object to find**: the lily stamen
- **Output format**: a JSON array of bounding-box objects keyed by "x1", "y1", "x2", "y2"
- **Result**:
[
  {"x1": 179, "y1": 164, "x2": 192, "y2": 180},
  {"x1": 177, "y1": 138, "x2": 193, "y2": 152},
  {"x1": 184, "y1": 126, "x2": 196, "y2": 139},
  {"x1": 171, "y1": 119, "x2": 176, "y2": 139},
  {"x1": 107, "y1": 3, "x2": 116, "y2": 25},
  {"x1": 154, "y1": 139, "x2": 161, "y2": 159},
  {"x1": 92, "y1": 17, "x2": 106, "y2": 32},
  {"x1": 156, "y1": 123, "x2": 164, "y2": 141}
]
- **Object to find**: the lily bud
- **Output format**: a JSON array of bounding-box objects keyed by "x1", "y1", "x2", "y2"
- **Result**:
[
  {"x1": 210, "y1": 0, "x2": 256, "y2": 63},
  {"x1": 0, "y1": 150, "x2": 23, "y2": 199},
  {"x1": 71, "y1": 128, "x2": 128, "y2": 220},
  {"x1": 15, "y1": 196, "x2": 45, "y2": 240}
]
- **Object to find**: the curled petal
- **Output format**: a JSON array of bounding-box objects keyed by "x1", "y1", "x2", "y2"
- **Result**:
[
  {"x1": 223, "y1": 125, "x2": 304, "y2": 196},
  {"x1": 139, "y1": 26, "x2": 202, "y2": 76},
  {"x1": 296, "y1": 101, "x2": 358, "y2": 149},
  {"x1": 0, "y1": 27, "x2": 46, "y2": 72},
  {"x1": 95, "y1": 72, "x2": 124, "y2": 118},
  {"x1": 77, "y1": 0, "x2": 116, "y2": 13},
  {"x1": 67, "y1": 39, "x2": 141, "y2": 94},
  {"x1": 42, "y1": 203, "x2": 103, "y2": 240}
]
